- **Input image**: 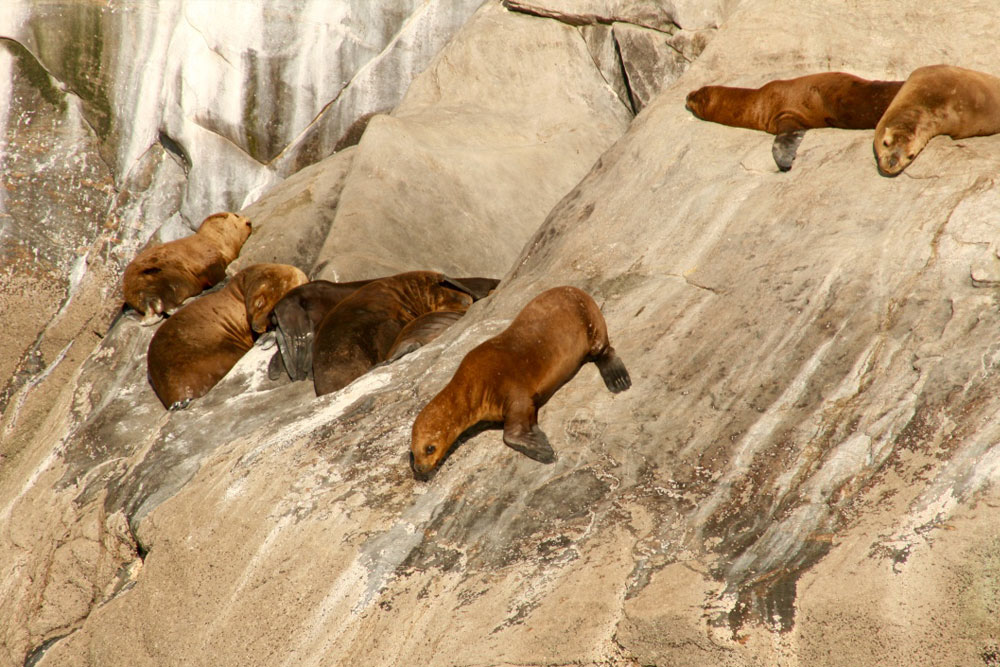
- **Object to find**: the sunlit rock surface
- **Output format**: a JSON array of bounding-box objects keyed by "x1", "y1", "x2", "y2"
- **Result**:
[{"x1": 3, "y1": 0, "x2": 1000, "y2": 666}]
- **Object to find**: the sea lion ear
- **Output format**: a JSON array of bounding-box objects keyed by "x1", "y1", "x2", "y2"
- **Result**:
[{"x1": 439, "y1": 276, "x2": 499, "y2": 301}]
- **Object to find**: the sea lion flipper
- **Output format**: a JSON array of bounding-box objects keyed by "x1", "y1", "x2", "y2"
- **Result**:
[
  {"x1": 503, "y1": 423, "x2": 556, "y2": 464},
  {"x1": 595, "y1": 350, "x2": 632, "y2": 393},
  {"x1": 267, "y1": 350, "x2": 286, "y2": 381},
  {"x1": 772, "y1": 129, "x2": 807, "y2": 171}
]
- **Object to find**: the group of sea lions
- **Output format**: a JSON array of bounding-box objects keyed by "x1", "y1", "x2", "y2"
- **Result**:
[
  {"x1": 686, "y1": 64, "x2": 1000, "y2": 174},
  {"x1": 120, "y1": 212, "x2": 632, "y2": 478}
]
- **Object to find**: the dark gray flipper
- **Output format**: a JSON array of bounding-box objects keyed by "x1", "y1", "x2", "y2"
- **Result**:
[
  {"x1": 595, "y1": 349, "x2": 631, "y2": 393},
  {"x1": 772, "y1": 129, "x2": 807, "y2": 172},
  {"x1": 503, "y1": 423, "x2": 556, "y2": 463},
  {"x1": 268, "y1": 350, "x2": 286, "y2": 381}
]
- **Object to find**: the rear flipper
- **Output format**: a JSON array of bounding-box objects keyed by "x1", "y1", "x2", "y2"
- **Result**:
[
  {"x1": 595, "y1": 349, "x2": 631, "y2": 393},
  {"x1": 267, "y1": 350, "x2": 286, "y2": 381},
  {"x1": 772, "y1": 129, "x2": 807, "y2": 172},
  {"x1": 503, "y1": 423, "x2": 556, "y2": 463}
]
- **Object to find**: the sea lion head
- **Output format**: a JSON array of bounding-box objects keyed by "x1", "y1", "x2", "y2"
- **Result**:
[
  {"x1": 874, "y1": 111, "x2": 923, "y2": 176},
  {"x1": 199, "y1": 212, "x2": 254, "y2": 250},
  {"x1": 236, "y1": 263, "x2": 308, "y2": 334},
  {"x1": 410, "y1": 399, "x2": 455, "y2": 480},
  {"x1": 685, "y1": 86, "x2": 715, "y2": 118}
]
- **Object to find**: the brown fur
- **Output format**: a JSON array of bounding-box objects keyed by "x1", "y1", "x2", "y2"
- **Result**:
[
  {"x1": 269, "y1": 279, "x2": 375, "y2": 381},
  {"x1": 410, "y1": 286, "x2": 631, "y2": 478},
  {"x1": 874, "y1": 64, "x2": 1000, "y2": 175},
  {"x1": 147, "y1": 263, "x2": 307, "y2": 409},
  {"x1": 686, "y1": 72, "x2": 903, "y2": 171},
  {"x1": 311, "y1": 271, "x2": 490, "y2": 396},
  {"x1": 123, "y1": 212, "x2": 253, "y2": 322},
  {"x1": 385, "y1": 309, "x2": 466, "y2": 362},
  {"x1": 686, "y1": 72, "x2": 903, "y2": 134}
]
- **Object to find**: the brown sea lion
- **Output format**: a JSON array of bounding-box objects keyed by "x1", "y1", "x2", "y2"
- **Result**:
[
  {"x1": 269, "y1": 276, "x2": 498, "y2": 381},
  {"x1": 123, "y1": 212, "x2": 253, "y2": 324},
  {"x1": 385, "y1": 309, "x2": 466, "y2": 363},
  {"x1": 409, "y1": 286, "x2": 631, "y2": 479},
  {"x1": 147, "y1": 263, "x2": 307, "y2": 409},
  {"x1": 312, "y1": 272, "x2": 496, "y2": 396},
  {"x1": 685, "y1": 72, "x2": 904, "y2": 171},
  {"x1": 874, "y1": 64, "x2": 1000, "y2": 176},
  {"x1": 268, "y1": 279, "x2": 375, "y2": 382}
]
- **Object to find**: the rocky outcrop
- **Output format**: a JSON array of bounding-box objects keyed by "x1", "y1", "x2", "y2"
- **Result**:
[{"x1": 4, "y1": 0, "x2": 1000, "y2": 666}]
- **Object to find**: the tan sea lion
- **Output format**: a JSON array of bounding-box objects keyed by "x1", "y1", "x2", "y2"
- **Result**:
[
  {"x1": 147, "y1": 263, "x2": 307, "y2": 409},
  {"x1": 409, "y1": 286, "x2": 631, "y2": 479},
  {"x1": 385, "y1": 309, "x2": 466, "y2": 363},
  {"x1": 874, "y1": 64, "x2": 1000, "y2": 176},
  {"x1": 311, "y1": 272, "x2": 497, "y2": 396},
  {"x1": 685, "y1": 72, "x2": 904, "y2": 171},
  {"x1": 123, "y1": 212, "x2": 253, "y2": 324}
]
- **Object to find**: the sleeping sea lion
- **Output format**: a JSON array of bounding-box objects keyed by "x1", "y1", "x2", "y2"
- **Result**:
[
  {"x1": 874, "y1": 64, "x2": 1000, "y2": 176},
  {"x1": 123, "y1": 212, "x2": 253, "y2": 324},
  {"x1": 685, "y1": 72, "x2": 903, "y2": 171},
  {"x1": 146, "y1": 263, "x2": 307, "y2": 409},
  {"x1": 410, "y1": 286, "x2": 631, "y2": 479},
  {"x1": 311, "y1": 272, "x2": 495, "y2": 396}
]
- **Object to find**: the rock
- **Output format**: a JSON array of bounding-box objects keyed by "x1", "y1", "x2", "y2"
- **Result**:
[
  {"x1": 231, "y1": 147, "x2": 357, "y2": 273},
  {"x1": 7, "y1": 0, "x2": 1000, "y2": 665},
  {"x1": 310, "y1": 1, "x2": 632, "y2": 280}
]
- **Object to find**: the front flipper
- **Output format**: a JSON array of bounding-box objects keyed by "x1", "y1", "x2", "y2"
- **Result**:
[
  {"x1": 772, "y1": 129, "x2": 807, "y2": 172},
  {"x1": 503, "y1": 424, "x2": 556, "y2": 463},
  {"x1": 267, "y1": 350, "x2": 286, "y2": 381}
]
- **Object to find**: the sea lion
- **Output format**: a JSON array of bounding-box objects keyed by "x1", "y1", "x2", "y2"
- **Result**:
[
  {"x1": 874, "y1": 64, "x2": 1000, "y2": 176},
  {"x1": 385, "y1": 310, "x2": 466, "y2": 363},
  {"x1": 409, "y1": 286, "x2": 631, "y2": 479},
  {"x1": 312, "y1": 272, "x2": 495, "y2": 396},
  {"x1": 269, "y1": 279, "x2": 375, "y2": 382},
  {"x1": 122, "y1": 212, "x2": 253, "y2": 324},
  {"x1": 270, "y1": 276, "x2": 498, "y2": 382},
  {"x1": 685, "y1": 72, "x2": 904, "y2": 171},
  {"x1": 147, "y1": 263, "x2": 307, "y2": 409}
]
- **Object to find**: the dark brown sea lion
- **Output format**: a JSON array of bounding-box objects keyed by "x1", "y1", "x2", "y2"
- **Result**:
[
  {"x1": 685, "y1": 72, "x2": 904, "y2": 171},
  {"x1": 147, "y1": 263, "x2": 307, "y2": 409},
  {"x1": 123, "y1": 212, "x2": 253, "y2": 324},
  {"x1": 409, "y1": 286, "x2": 631, "y2": 479},
  {"x1": 311, "y1": 272, "x2": 495, "y2": 396},
  {"x1": 385, "y1": 310, "x2": 466, "y2": 363},
  {"x1": 268, "y1": 279, "x2": 375, "y2": 382},
  {"x1": 874, "y1": 64, "x2": 1000, "y2": 176},
  {"x1": 269, "y1": 276, "x2": 498, "y2": 381}
]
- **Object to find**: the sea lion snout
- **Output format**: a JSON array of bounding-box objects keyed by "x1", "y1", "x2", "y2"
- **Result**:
[{"x1": 409, "y1": 451, "x2": 434, "y2": 481}]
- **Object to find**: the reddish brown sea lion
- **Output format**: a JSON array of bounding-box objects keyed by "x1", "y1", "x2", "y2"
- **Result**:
[
  {"x1": 311, "y1": 272, "x2": 495, "y2": 396},
  {"x1": 385, "y1": 309, "x2": 466, "y2": 363},
  {"x1": 685, "y1": 72, "x2": 904, "y2": 171},
  {"x1": 123, "y1": 212, "x2": 253, "y2": 324},
  {"x1": 147, "y1": 263, "x2": 307, "y2": 409},
  {"x1": 409, "y1": 286, "x2": 631, "y2": 479},
  {"x1": 874, "y1": 64, "x2": 1000, "y2": 176}
]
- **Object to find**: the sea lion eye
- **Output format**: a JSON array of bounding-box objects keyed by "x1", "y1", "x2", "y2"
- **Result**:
[
  {"x1": 883, "y1": 139, "x2": 890, "y2": 147},
  {"x1": 425, "y1": 445, "x2": 436, "y2": 455}
]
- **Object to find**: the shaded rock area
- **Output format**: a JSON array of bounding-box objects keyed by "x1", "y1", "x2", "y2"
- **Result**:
[{"x1": 3, "y1": 0, "x2": 1000, "y2": 666}]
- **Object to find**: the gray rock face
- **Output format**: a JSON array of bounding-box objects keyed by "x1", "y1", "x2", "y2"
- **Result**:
[{"x1": 4, "y1": 0, "x2": 1000, "y2": 666}]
